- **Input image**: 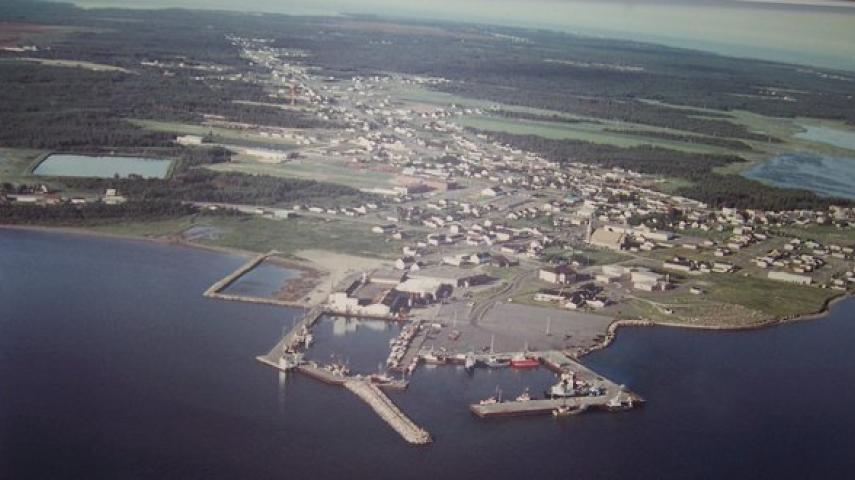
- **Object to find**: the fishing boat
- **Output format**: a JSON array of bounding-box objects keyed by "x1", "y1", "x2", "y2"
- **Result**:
[
  {"x1": 422, "y1": 350, "x2": 447, "y2": 365},
  {"x1": 480, "y1": 386, "x2": 502, "y2": 405},
  {"x1": 510, "y1": 353, "x2": 539, "y2": 369},
  {"x1": 552, "y1": 405, "x2": 572, "y2": 417},
  {"x1": 607, "y1": 391, "x2": 633, "y2": 410},
  {"x1": 464, "y1": 352, "x2": 476, "y2": 372},
  {"x1": 279, "y1": 352, "x2": 303, "y2": 370},
  {"x1": 546, "y1": 372, "x2": 576, "y2": 398},
  {"x1": 483, "y1": 356, "x2": 509, "y2": 368}
]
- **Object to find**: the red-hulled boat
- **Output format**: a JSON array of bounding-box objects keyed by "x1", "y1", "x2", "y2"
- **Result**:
[{"x1": 510, "y1": 353, "x2": 539, "y2": 369}]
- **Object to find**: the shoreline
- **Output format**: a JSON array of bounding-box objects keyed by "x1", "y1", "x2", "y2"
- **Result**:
[
  {"x1": 577, "y1": 292, "x2": 853, "y2": 359},
  {"x1": 0, "y1": 223, "x2": 259, "y2": 259},
  {"x1": 4, "y1": 223, "x2": 852, "y2": 355}
]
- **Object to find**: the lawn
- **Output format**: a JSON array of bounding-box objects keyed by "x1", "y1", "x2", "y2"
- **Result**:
[
  {"x1": 704, "y1": 274, "x2": 836, "y2": 318},
  {"x1": 195, "y1": 215, "x2": 401, "y2": 258}
]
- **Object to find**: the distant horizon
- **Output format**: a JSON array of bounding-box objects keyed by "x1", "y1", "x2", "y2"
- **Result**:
[{"x1": 67, "y1": 0, "x2": 855, "y2": 72}]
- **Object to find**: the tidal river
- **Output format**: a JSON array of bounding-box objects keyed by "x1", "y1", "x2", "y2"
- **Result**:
[{"x1": 2, "y1": 228, "x2": 854, "y2": 479}]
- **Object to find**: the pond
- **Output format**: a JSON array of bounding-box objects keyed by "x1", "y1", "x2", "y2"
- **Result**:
[
  {"x1": 222, "y1": 261, "x2": 302, "y2": 298},
  {"x1": 33, "y1": 154, "x2": 173, "y2": 179}
]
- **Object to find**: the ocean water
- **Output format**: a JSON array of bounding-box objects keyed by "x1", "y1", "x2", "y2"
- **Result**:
[{"x1": 2, "y1": 228, "x2": 855, "y2": 479}]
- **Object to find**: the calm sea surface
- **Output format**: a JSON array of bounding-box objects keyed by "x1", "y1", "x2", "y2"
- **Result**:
[
  {"x1": 2, "y1": 229, "x2": 855, "y2": 479},
  {"x1": 222, "y1": 262, "x2": 302, "y2": 298}
]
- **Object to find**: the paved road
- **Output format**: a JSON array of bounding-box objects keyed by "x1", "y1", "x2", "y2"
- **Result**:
[{"x1": 468, "y1": 269, "x2": 536, "y2": 326}]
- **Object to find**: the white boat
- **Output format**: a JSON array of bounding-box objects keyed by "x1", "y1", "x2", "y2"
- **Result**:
[
  {"x1": 607, "y1": 392, "x2": 631, "y2": 409},
  {"x1": 552, "y1": 405, "x2": 573, "y2": 417},
  {"x1": 480, "y1": 386, "x2": 502, "y2": 405},
  {"x1": 422, "y1": 350, "x2": 446, "y2": 365},
  {"x1": 279, "y1": 352, "x2": 303, "y2": 370},
  {"x1": 483, "y1": 355, "x2": 508, "y2": 368},
  {"x1": 464, "y1": 352, "x2": 476, "y2": 371},
  {"x1": 515, "y1": 388, "x2": 532, "y2": 402},
  {"x1": 547, "y1": 373, "x2": 576, "y2": 398}
]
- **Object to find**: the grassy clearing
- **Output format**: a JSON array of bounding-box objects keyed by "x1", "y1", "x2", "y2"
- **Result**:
[
  {"x1": 86, "y1": 217, "x2": 199, "y2": 238},
  {"x1": 0, "y1": 148, "x2": 45, "y2": 181},
  {"x1": 772, "y1": 225, "x2": 855, "y2": 246},
  {"x1": 704, "y1": 274, "x2": 836, "y2": 318},
  {"x1": 205, "y1": 158, "x2": 396, "y2": 190},
  {"x1": 456, "y1": 115, "x2": 727, "y2": 154},
  {"x1": 82, "y1": 214, "x2": 401, "y2": 258},
  {"x1": 195, "y1": 215, "x2": 400, "y2": 258},
  {"x1": 1, "y1": 57, "x2": 132, "y2": 73},
  {"x1": 131, "y1": 119, "x2": 302, "y2": 149}
]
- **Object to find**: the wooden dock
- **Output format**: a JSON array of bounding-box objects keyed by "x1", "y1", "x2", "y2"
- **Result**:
[{"x1": 345, "y1": 380, "x2": 432, "y2": 445}]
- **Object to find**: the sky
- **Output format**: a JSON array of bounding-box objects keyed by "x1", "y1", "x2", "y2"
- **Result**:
[{"x1": 71, "y1": 0, "x2": 855, "y2": 71}]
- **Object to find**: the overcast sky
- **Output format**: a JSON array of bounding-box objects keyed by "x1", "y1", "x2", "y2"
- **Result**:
[{"x1": 71, "y1": 0, "x2": 855, "y2": 71}]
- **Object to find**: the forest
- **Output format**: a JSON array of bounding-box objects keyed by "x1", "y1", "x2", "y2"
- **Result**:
[
  {"x1": 481, "y1": 131, "x2": 744, "y2": 178},
  {"x1": 0, "y1": 200, "x2": 198, "y2": 225},
  {"x1": 60, "y1": 170, "x2": 375, "y2": 207}
]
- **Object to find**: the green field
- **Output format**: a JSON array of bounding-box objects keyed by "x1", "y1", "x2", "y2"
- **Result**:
[
  {"x1": 87, "y1": 214, "x2": 401, "y2": 258},
  {"x1": 132, "y1": 119, "x2": 302, "y2": 149},
  {"x1": 0, "y1": 148, "x2": 45, "y2": 182},
  {"x1": 704, "y1": 274, "x2": 836, "y2": 318},
  {"x1": 206, "y1": 157, "x2": 396, "y2": 190},
  {"x1": 456, "y1": 115, "x2": 729, "y2": 155}
]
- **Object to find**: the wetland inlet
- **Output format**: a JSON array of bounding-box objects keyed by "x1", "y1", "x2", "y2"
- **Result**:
[{"x1": 742, "y1": 152, "x2": 855, "y2": 200}]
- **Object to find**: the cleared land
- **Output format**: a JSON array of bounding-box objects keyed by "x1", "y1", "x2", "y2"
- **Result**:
[
  {"x1": 2, "y1": 57, "x2": 132, "y2": 73},
  {"x1": 457, "y1": 115, "x2": 729, "y2": 155},
  {"x1": 206, "y1": 157, "x2": 397, "y2": 190}
]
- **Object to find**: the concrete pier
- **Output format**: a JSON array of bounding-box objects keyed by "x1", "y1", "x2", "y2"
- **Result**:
[
  {"x1": 345, "y1": 380, "x2": 432, "y2": 445},
  {"x1": 470, "y1": 391, "x2": 643, "y2": 418},
  {"x1": 204, "y1": 250, "x2": 308, "y2": 308},
  {"x1": 256, "y1": 305, "x2": 325, "y2": 367},
  {"x1": 204, "y1": 251, "x2": 273, "y2": 297},
  {"x1": 295, "y1": 363, "x2": 349, "y2": 385}
]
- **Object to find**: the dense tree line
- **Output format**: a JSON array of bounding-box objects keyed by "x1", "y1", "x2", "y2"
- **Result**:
[
  {"x1": 602, "y1": 129, "x2": 752, "y2": 151},
  {"x1": 60, "y1": 170, "x2": 374, "y2": 207},
  {"x1": 0, "y1": 60, "x2": 330, "y2": 152},
  {"x1": 673, "y1": 174, "x2": 852, "y2": 211},
  {"x1": 481, "y1": 131, "x2": 744, "y2": 177},
  {"x1": 493, "y1": 110, "x2": 592, "y2": 125},
  {"x1": 0, "y1": 200, "x2": 197, "y2": 225}
]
